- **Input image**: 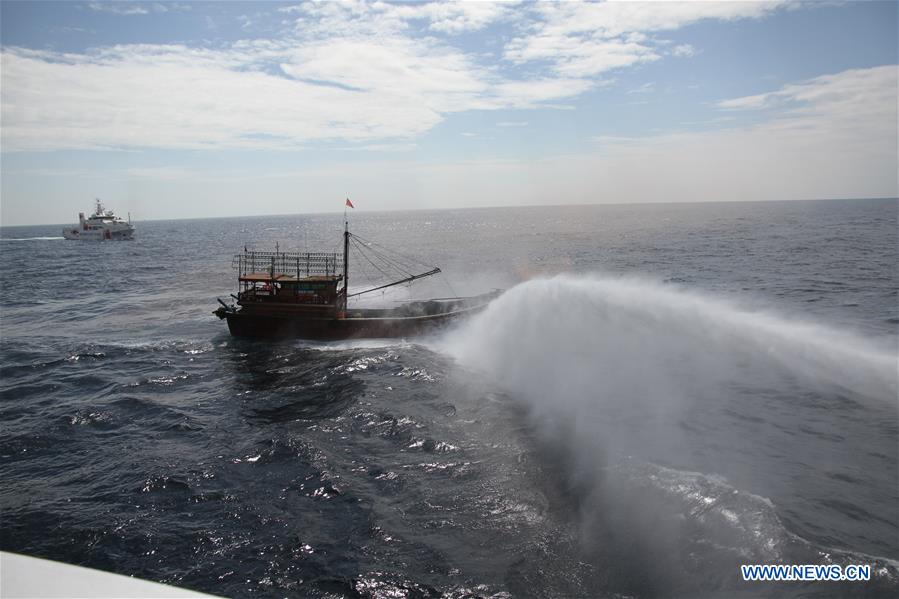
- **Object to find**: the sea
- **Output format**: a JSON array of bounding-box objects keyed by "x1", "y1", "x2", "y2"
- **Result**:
[{"x1": 1, "y1": 198, "x2": 897, "y2": 598}]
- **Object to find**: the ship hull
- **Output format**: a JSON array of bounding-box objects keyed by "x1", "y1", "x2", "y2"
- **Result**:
[
  {"x1": 62, "y1": 228, "x2": 134, "y2": 240},
  {"x1": 223, "y1": 307, "x2": 476, "y2": 340},
  {"x1": 218, "y1": 295, "x2": 498, "y2": 340}
]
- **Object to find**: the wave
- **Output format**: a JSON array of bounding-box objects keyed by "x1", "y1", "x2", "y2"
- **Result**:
[
  {"x1": 1, "y1": 236, "x2": 65, "y2": 241},
  {"x1": 579, "y1": 456, "x2": 899, "y2": 595}
]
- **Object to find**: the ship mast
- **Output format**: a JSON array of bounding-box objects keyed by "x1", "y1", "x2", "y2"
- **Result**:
[{"x1": 342, "y1": 216, "x2": 349, "y2": 311}]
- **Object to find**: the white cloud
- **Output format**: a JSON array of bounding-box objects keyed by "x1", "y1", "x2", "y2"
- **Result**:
[
  {"x1": 506, "y1": 1, "x2": 789, "y2": 78},
  {"x1": 672, "y1": 44, "x2": 695, "y2": 57},
  {"x1": 86, "y1": 2, "x2": 187, "y2": 16},
  {"x1": 589, "y1": 65, "x2": 898, "y2": 201},
  {"x1": 488, "y1": 77, "x2": 593, "y2": 109},
  {"x1": 389, "y1": 0, "x2": 515, "y2": 34},
  {"x1": 281, "y1": 0, "x2": 515, "y2": 36},
  {"x1": 4, "y1": 63, "x2": 893, "y2": 224},
  {"x1": 1, "y1": 1, "x2": 804, "y2": 153},
  {"x1": 2, "y1": 2, "x2": 593, "y2": 152},
  {"x1": 529, "y1": 0, "x2": 788, "y2": 39},
  {"x1": 251, "y1": 65, "x2": 894, "y2": 210},
  {"x1": 627, "y1": 82, "x2": 654, "y2": 94},
  {"x1": 279, "y1": 37, "x2": 489, "y2": 107},
  {"x1": 717, "y1": 66, "x2": 898, "y2": 122},
  {"x1": 505, "y1": 35, "x2": 659, "y2": 77},
  {"x1": 87, "y1": 2, "x2": 149, "y2": 16},
  {"x1": 0, "y1": 30, "x2": 583, "y2": 152},
  {"x1": 0, "y1": 43, "x2": 443, "y2": 151}
]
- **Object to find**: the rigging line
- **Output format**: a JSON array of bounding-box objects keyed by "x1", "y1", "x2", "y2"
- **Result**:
[
  {"x1": 363, "y1": 242, "x2": 429, "y2": 273},
  {"x1": 348, "y1": 233, "x2": 435, "y2": 271},
  {"x1": 350, "y1": 240, "x2": 425, "y2": 302},
  {"x1": 354, "y1": 239, "x2": 422, "y2": 278},
  {"x1": 353, "y1": 240, "x2": 415, "y2": 278},
  {"x1": 439, "y1": 272, "x2": 459, "y2": 298},
  {"x1": 348, "y1": 234, "x2": 410, "y2": 271},
  {"x1": 350, "y1": 239, "x2": 381, "y2": 287},
  {"x1": 350, "y1": 238, "x2": 391, "y2": 277},
  {"x1": 348, "y1": 246, "x2": 382, "y2": 307},
  {"x1": 351, "y1": 237, "x2": 395, "y2": 280}
]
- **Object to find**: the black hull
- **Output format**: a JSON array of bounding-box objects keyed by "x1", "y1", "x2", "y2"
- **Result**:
[{"x1": 223, "y1": 307, "x2": 475, "y2": 340}]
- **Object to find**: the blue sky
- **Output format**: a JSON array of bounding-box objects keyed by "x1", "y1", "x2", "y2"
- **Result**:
[{"x1": 1, "y1": 1, "x2": 896, "y2": 225}]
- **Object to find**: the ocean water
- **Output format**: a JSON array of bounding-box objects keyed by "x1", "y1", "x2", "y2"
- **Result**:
[{"x1": 1, "y1": 199, "x2": 897, "y2": 598}]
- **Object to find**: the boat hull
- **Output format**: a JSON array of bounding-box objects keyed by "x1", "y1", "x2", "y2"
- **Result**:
[
  {"x1": 222, "y1": 306, "x2": 479, "y2": 340},
  {"x1": 218, "y1": 292, "x2": 500, "y2": 340},
  {"x1": 62, "y1": 227, "x2": 134, "y2": 240}
]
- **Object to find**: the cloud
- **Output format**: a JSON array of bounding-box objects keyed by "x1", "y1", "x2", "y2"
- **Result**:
[
  {"x1": 588, "y1": 65, "x2": 898, "y2": 201},
  {"x1": 0, "y1": 43, "x2": 433, "y2": 150},
  {"x1": 627, "y1": 82, "x2": 654, "y2": 95},
  {"x1": 717, "y1": 66, "x2": 898, "y2": 121},
  {"x1": 279, "y1": 37, "x2": 489, "y2": 109},
  {"x1": 280, "y1": 0, "x2": 515, "y2": 36},
  {"x1": 0, "y1": 35, "x2": 583, "y2": 152},
  {"x1": 2, "y1": 1, "x2": 799, "y2": 153},
  {"x1": 5, "y1": 63, "x2": 893, "y2": 225},
  {"x1": 388, "y1": 0, "x2": 516, "y2": 34},
  {"x1": 270, "y1": 60, "x2": 899, "y2": 207},
  {"x1": 259, "y1": 64, "x2": 894, "y2": 209},
  {"x1": 87, "y1": 2, "x2": 149, "y2": 16},
  {"x1": 488, "y1": 77, "x2": 593, "y2": 108},
  {"x1": 505, "y1": 35, "x2": 659, "y2": 77},
  {"x1": 529, "y1": 1, "x2": 789, "y2": 39},
  {"x1": 505, "y1": 1, "x2": 789, "y2": 78},
  {"x1": 672, "y1": 44, "x2": 695, "y2": 58},
  {"x1": 86, "y1": 2, "x2": 187, "y2": 16}
]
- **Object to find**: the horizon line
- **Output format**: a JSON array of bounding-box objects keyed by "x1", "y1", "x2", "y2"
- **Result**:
[{"x1": 1, "y1": 195, "x2": 897, "y2": 228}]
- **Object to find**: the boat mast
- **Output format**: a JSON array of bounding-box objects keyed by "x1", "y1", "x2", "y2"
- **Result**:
[{"x1": 342, "y1": 216, "x2": 349, "y2": 311}]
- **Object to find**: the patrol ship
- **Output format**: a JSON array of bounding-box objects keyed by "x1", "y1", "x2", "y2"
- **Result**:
[{"x1": 63, "y1": 199, "x2": 135, "y2": 240}]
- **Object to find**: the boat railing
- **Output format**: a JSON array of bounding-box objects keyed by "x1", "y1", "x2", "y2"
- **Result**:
[{"x1": 232, "y1": 251, "x2": 343, "y2": 278}]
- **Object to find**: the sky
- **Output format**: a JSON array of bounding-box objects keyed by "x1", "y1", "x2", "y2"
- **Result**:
[{"x1": 0, "y1": 0, "x2": 897, "y2": 225}]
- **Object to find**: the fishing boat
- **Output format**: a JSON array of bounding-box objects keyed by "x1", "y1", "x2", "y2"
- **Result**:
[
  {"x1": 214, "y1": 218, "x2": 500, "y2": 340},
  {"x1": 62, "y1": 199, "x2": 135, "y2": 240}
]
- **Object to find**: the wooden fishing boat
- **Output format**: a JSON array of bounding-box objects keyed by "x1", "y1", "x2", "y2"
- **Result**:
[{"x1": 214, "y1": 218, "x2": 500, "y2": 340}]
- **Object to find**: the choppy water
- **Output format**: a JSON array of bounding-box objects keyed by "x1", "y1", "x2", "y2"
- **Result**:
[{"x1": 1, "y1": 199, "x2": 897, "y2": 598}]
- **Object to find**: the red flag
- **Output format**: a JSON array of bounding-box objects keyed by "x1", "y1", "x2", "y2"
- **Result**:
[{"x1": 345, "y1": 198, "x2": 355, "y2": 209}]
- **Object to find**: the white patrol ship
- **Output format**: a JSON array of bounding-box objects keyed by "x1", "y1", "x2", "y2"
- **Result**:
[{"x1": 63, "y1": 199, "x2": 135, "y2": 240}]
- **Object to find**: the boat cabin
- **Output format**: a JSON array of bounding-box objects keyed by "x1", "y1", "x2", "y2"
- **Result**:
[
  {"x1": 234, "y1": 250, "x2": 344, "y2": 311},
  {"x1": 238, "y1": 273, "x2": 341, "y2": 305}
]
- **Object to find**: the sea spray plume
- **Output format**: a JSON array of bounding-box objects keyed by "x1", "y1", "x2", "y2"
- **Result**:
[
  {"x1": 438, "y1": 274, "x2": 899, "y2": 594},
  {"x1": 443, "y1": 274, "x2": 897, "y2": 408},
  {"x1": 440, "y1": 273, "x2": 897, "y2": 474}
]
